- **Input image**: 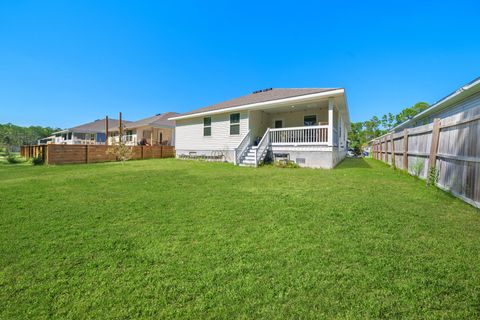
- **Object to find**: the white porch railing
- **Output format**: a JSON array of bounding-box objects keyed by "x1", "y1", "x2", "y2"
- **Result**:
[
  {"x1": 234, "y1": 130, "x2": 252, "y2": 165},
  {"x1": 269, "y1": 125, "x2": 329, "y2": 145},
  {"x1": 254, "y1": 128, "x2": 270, "y2": 166}
]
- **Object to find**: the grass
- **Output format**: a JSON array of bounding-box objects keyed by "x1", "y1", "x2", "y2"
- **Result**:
[
  {"x1": 0, "y1": 149, "x2": 27, "y2": 165},
  {"x1": 0, "y1": 158, "x2": 479, "y2": 319}
]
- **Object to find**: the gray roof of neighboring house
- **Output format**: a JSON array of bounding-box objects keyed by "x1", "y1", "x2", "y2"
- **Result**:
[
  {"x1": 67, "y1": 118, "x2": 132, "y2": 134},
  {"x1": 125, "y1": 112, "x2": 178, "y2": 129},
  {"x1": 392, "y1": 76, "x2": 480, "y2": 131},
  {"x1": 171, "y1": 88, "x2": 340, "y2": 118}
]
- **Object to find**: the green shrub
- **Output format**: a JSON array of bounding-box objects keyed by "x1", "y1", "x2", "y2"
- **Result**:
[
  {"x1": 411, "y1": 159, "x2": 424, "y2": 178},
  {"x1": 30, "y1": 156, "x2": 44, "y2": 165},
  {"x1": 6, "y1": 154, "x2": 20, "y2": 164},
  {"x1": 426, "y1": 166, "x2": 439, "y2": 187},
  {"x1": 274, "y1": 160, "x2": 300, "y2": 168}
]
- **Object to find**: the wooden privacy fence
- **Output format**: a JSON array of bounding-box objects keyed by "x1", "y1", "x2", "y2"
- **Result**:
[
  {"x1": 371, "y1": 107, "x2": 480, "y2": 208},
  {"x1": 21, "y1": 145, "x2": 175, "y2": 165}
]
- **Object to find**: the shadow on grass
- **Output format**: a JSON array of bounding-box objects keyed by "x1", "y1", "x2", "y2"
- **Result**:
[{"x1": 335, "y1": 157, "x2": 372, "y2": 169}]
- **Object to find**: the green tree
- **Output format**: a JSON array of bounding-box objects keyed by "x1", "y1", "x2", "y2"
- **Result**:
[
  {"x1": 348, "y1": 101, "x2": 430, "y2": 154},
  {"x1": 0, "y1": 123, "x2": 61, "y2": 149}
]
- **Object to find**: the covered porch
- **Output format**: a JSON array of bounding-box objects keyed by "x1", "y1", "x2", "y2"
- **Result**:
[
  {"x1": 235, "y1": 96, "x2": 348, "y2": 167},
  {"x1": 108, "y1": 126, "x2": 173, "y2": 146},
  {"x1": 248, "y1": 96, "x2": 345, "y2": 147}
]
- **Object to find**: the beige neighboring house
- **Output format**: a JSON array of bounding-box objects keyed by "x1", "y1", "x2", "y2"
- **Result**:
[
  {"x1": 50, "y1": 118, "x2": 131, "y2": 145},
  {"x1": 45, "y1": 112, "x2": 178, "y2": 146},
  {"x1": 120, "y1": 112, "x2": 178, "y2": 146},
  {"x1": 170, "y1": 88, "x2": 350, "y2": 168}
]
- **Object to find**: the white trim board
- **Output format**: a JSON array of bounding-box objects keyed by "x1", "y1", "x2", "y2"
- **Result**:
[{"x1": 169, "y1": 89, "x2": 345, "y2": 121}]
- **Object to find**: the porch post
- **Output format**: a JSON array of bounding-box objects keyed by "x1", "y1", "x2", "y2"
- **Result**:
[
  {"x1": 328, "y1": 98, "x2": 334, "y2": 147},
  {"x1": 105, "y1": 116, "x2": 109, "y2": 145}
]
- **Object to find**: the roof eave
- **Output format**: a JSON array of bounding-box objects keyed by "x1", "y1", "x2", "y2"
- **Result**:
[
  {"x1": 169, "y1": 89, "x2": 345, "y2": 121},
  {"x1": 392, "y1": 77, "x2": 480, "y2": 132}
]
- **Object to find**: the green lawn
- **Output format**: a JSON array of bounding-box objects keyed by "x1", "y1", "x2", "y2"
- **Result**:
[{"x1": 1, "y1": 159, "x2": 479, "y2": 319}]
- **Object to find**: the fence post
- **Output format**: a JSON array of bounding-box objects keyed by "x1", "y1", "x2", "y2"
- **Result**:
[
  {"x1": 390, "y1": 134, "x2": 395, "y2": 167},
  {"x1": 429, "y1": 118, "x2": 441, "y2": 171},
  {"x1": 403, "y1": 129, "x2": 408, "y2": 171},
  {"x1": 160, "y1": 146, "x2": 163, "y2": 158},
  {"x1": 379, "y1": 139, "x2": 382, "y2": 161},
  {"x1": 85, "y1": 145, "x2": 89, "y2": 163},
  {"x1": 384, "y1": 136, "x2": 387, "y2": 163},
  {"x1": 141, "y1": 146, "x2": 144, "y2": 159}
]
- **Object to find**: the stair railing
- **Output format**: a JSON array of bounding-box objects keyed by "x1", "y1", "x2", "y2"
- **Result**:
[
  {"x1": 234, "y1": 130, "x2": 252, "y2": 165},
  {"x1": 254, "y1": 128, "x2": 270, "y2": 167}
]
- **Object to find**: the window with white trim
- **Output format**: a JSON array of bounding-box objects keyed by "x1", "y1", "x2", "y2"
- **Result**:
[
  {"x1": 230, "y1": 113, "x2": 240, "y2": 135},
  {"x1": 203, "y1": 117, "x2": 211, "y2": 136},
  {"x1": 304, "y1": 115, "x2": 317, "y2": 126}
]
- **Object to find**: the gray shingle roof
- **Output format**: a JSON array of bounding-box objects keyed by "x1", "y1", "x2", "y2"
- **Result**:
[
  {"x1": 172, "y1": 88, "x2": 339, "y2": 118},
  {"x1": 125, "y1": 112, "x2": 178, "y2": 129},
  {"x1": 69, "y1": 118, "x2": 132, "y2": 134}
]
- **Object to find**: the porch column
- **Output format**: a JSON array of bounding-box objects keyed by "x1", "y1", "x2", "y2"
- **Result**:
[{"x1": 328, "y1": 98, "x2": 335, "y2": 147}]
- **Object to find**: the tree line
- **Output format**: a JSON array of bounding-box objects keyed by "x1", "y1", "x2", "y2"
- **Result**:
[
  {"x1": 348, "y1": 102, "x2": 429, "y2": 153},
  {"x1": 0, "y1": 123, "x2": 61, "y2": 149}
]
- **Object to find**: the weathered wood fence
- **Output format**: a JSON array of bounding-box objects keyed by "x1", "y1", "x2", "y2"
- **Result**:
[
  {"x1": 21, "y1": 145, "x2": 175, "y2": 165},
  {"x1": 372, "y1": 107, "x2": 480, "y2": 208}
]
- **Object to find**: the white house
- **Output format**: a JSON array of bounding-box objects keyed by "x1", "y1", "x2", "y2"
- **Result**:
[{"x1": 170, "y1": 88, "x2": 350, "y2": 168}]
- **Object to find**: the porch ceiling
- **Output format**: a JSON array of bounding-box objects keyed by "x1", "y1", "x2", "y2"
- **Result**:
[{"x1": 260, "y1": 100, "x2": 328, "y2": 114}]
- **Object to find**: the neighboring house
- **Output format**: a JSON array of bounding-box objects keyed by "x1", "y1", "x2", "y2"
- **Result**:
[
  {"x1": 122, "y1": 112, "x2": 178, "y2": 146},
  {"x1": 51, "y1": 118, "x2": 131, "y2": 145},
  {"x1": 170, "y1": 88, "x2": 350, "y2": 168},
  {"x1": 392, "y1": 76, "x2": 480, "y2": 132}
]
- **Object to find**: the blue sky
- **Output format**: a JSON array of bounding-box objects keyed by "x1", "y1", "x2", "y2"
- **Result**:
[{"x1": 1, "y1": 1, "x2": 479, "y2": 128}]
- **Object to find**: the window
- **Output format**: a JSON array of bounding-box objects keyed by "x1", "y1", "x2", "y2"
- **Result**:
[
  {"x1": 304, "y1": 115, "x2": 317, "y2": 126},
  {"x1": 274, "y1": 120, "x2": 283, "y2": 128},
  {"x1": 97, "y1": 133, "x2": 106, "y2": 143},
  {"x1": 230, "y1": 113, "x2": 240, "y2": 135},
  {"x1": 203, "y1": 117, "x2": 211, "y2": 136},
  {"x1": 125, "y1": 130, "x2": 133, "y2": 142}
]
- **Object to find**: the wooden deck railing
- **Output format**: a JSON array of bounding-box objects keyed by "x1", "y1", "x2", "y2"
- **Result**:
[{"x1": 270, "y1": 125, "x2": 329, "y2": 145}]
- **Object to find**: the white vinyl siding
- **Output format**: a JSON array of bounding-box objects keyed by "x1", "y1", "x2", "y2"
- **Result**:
[{"x1": 175, "y1": 111, "x2": 249, "y2": 150}]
